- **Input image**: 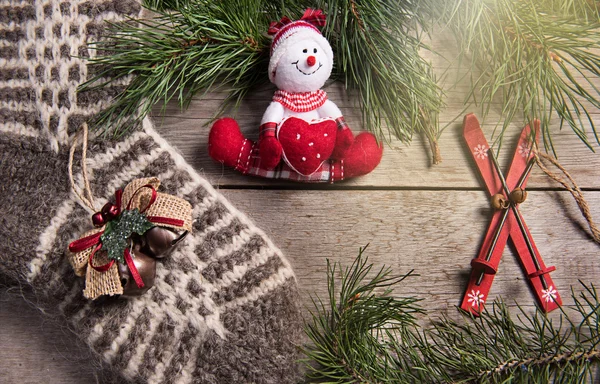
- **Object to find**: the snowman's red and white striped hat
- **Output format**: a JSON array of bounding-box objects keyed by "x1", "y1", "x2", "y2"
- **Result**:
[{"x1": 267, "y1": 9, "x2": 333, "y2": 82}]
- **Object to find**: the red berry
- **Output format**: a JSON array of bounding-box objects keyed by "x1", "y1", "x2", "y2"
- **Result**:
[
  {"x1": 101, "y1": 202, "x2": 120, "y2": 221},
  {"x1": 92, "y1": 212, "x2": 105, "y2": 227}
]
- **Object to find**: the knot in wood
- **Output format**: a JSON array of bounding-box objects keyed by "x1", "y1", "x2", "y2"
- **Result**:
[
  {"x1": 510, "y1": 187, "x2": 528, "y2": 205},
  {"x1": 491, "y1": 194, "x2": 509, "y2": 210}
]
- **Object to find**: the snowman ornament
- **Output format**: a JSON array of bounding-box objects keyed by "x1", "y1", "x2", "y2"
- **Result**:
[{"x1": 208, "y1": 9, "x2": 382, "y2": 182}]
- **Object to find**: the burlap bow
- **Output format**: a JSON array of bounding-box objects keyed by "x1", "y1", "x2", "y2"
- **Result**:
[{"x1": 68, "y1": 177, "x2": 192, "y2": 299}]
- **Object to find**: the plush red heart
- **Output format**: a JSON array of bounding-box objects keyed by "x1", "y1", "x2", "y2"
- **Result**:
[{"x1": 277, "y1": 117, "x2": 337, "y2": 175}]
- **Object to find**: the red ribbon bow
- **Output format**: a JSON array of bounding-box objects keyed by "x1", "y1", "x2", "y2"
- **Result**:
[{"x1": 268, "y1": 8, "x2": 326, "y2": 35}]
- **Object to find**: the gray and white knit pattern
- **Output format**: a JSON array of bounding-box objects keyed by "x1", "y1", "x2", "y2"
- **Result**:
[{"x1": 0, "y1": 1, "x2": 302, "y2": 383}]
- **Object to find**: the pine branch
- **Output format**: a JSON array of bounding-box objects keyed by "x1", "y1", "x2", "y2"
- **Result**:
[
  {"x1": 427, "y1": 0, "x2": 600, "y2": 155},
  {"x1": 82, "y1": 0, "x2": 444, "y2": 163},
  {"x1": 81, "y1": 0, "x2": 271, "y2": 137},
  {"x1": 482, "y1": 349, "x2": 600, "y2": 379},
  {"x1": 83, "y1": 0, "x2": 600, "y2": 161},
  {"x1": 303, "y1": 249, "x2": 600, "y2": 383},
  {"x1": 302, "y1": 246, "x2": 424, "y2": 383},
  {"x1": 314, "y1": 0, "x2": 444, "y2": 162},
  {"x1": 142, "y1": 0, "x2": 191, "y2": 10}
]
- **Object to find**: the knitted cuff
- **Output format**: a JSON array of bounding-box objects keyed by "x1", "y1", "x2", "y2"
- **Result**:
[
  {"x1": 335, "y1": 116, "x2": 350, "y2": 131},
  {"x1": 259, "y1": 122, "x2": 278, "y2": 139},
  {"x1": 0, "y1": 2, "x2": 303, "y2": 379}
]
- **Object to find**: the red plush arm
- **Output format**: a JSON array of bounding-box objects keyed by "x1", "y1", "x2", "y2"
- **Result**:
[
  {"x1": 331, "y1": 116, "x2": 354, "y2": 160},
  {"x1": 258, "y1": 122, "x2": 282, "y2": 170}
]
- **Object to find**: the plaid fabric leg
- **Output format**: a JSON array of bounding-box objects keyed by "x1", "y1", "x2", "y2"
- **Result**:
[
  {"x1": 245, "y1": 145, "x2": 332, "y2": 182},
  {"x1": 329, "y1": 159, "x2": 344, "y2": 183}
]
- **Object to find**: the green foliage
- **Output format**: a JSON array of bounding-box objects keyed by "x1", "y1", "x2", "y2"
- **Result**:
[
  {"x1": 81, "y1": 0, "x2": 442, "y2": 160},
  {"x1": 81, "y1": 0, "x2": 271, "y2": 137},
  {"x1": 302, "y1": 247, "x2": 424, "y2": 382},
  {"x1": 427, "y1": 0, "x2": 600, "y2": 154},
  {"x1": 422, "y1": 289, "x2": 600, "y2": 383},
  {"x1": 142, "y1": 0, "x2": 191, "y2": 10},
  {"x1": 315, "y1": 0, "x2": 443, "y2": 147},
  {"x1": 84, "y1": 0, "x2": 600, "y2": 159},
  {"x1": 303, "y1": 248, "x2": 600, "y2": 383},
  {"x1": 100, "y1": 209, "x2": 154, "y2": 263}
]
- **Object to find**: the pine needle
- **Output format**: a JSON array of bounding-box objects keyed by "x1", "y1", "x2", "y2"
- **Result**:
[
  {"x1": 315, "y1": 0, "x2": 443, "y2": 154},
  {"x1": 81, "y1": 0, "x2": 271, "y2": 137},
  {"x1": 84, "y1": 0, "x2": 600, "y2": 159},
  {"x1": 303, "y1": 248, "x2": 600, "y2": 383},
  {"x1": 82, "y1": 0, "x2": 444, "y2": 162},
  {"x1": 427, "y1": 0, "x2": 600, "y2": 155}
]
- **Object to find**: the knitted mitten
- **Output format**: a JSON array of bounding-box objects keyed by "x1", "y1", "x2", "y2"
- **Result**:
[{"x1": 0, "y1": 1, "x2": 302, "y2": 383}]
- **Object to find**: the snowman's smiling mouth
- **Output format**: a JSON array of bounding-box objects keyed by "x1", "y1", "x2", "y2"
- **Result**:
[{"x1": 292, "y1": 60, "x2": 323, "y2": 75}]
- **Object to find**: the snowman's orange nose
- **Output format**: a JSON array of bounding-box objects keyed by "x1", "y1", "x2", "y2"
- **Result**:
[{"x1": 307, "y1": 56, "x2": 316, "y2": 66}]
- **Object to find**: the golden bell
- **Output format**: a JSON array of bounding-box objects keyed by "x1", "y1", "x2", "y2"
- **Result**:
[
  {"x1": 491, "y1": 194, "x2": 509, "y2": 210},
  {"x1": 510, "y1": 187, "x2": 527, "y2": 205}
]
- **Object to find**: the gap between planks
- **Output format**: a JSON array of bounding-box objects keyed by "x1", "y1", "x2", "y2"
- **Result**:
[{"x1": 214, "y1": 185, "x2": 600, "y2": 192}]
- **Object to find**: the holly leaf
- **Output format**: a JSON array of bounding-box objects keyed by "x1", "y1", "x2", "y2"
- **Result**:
[{"x1": 100, "y1": 209, "x2": 155, "y2": 263}]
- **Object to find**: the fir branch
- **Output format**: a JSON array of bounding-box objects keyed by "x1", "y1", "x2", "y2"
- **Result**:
[
  {"x1": 84, "y1": 0, "x2": 600, "y2": 161},
  {"x1": 427, "y1": 0, "x2": 600, "y2": 154},
  {"x1": 303, "y1": 249, "x2": 600, "y2": 383},
  {"x1": 482, "y1": 349, "x2": 600, "y2": 379},
  {"x1": 142, "y1": 0, "x2": 191, "y2": 10}
]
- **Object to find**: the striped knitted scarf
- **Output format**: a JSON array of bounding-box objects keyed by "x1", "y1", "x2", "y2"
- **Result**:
[{"x1": 0, "y1": 1, "x2": 302, "y2": 383}]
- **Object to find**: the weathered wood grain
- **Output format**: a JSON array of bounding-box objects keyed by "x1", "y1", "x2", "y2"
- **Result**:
[
  {"x1": 151, "y1": 33, "x2": 600, "y2": 189},
  {"x1": 219, "y1": 190, "x2": 600, "y2": 313},
  {"x1": 2, "y1": 190, "x2": 599, "y2": 383},
  {"x1": 3, "y1": 24, "x2": 600, "y2": 384},
  {"x1": 153, "y1": 107, "x2": 600, "y2": 189}
]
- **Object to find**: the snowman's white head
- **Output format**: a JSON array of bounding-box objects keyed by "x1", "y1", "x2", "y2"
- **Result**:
[{"x1": 268, "y1": 9, "x2": 333, "y2": 93}]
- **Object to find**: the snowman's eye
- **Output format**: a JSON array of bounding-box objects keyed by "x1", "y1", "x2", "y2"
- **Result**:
[
  {"x1": 313, "y1": 48, "x2": 318, "y2": 53},
  {"x1": 303, "y1": 49, "x2": 308, "y2": 53}
]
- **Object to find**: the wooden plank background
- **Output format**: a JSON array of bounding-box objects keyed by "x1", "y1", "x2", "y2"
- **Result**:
[{"x1": 2, "y1": 31, "x2": 600, "y2": 383}]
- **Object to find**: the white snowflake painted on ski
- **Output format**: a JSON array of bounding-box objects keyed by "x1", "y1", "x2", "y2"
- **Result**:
[
  {"x1": 473, "y1": 144, "x2": 488, "y2": 160},
  {"x1": 541, "y1": 286, "x2": 557, "y2": 303},
  {"x1": 518, "y1": 144, "x2": 531, "y2": 158},
  {"x1": 467, "y1": 289, "x2": 485, "y2": 307}
]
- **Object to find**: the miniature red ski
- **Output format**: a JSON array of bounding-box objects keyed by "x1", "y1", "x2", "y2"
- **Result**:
[{"x1": 461, "y1": 114, "x2": 561, "y2": 315}]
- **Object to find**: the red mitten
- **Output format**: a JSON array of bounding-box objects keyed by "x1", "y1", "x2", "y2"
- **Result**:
[
  {"x1": 331, "y1": 117, "x2": 354, "y2": 160},
  {"x1": 208, "y1": 118, "x2": 247, "y2": 168},
  {"x1": 259, "y1": 136, "x2": 283, "y2": 170},
  {"x1": 331, "y1": 132, "x2": 383, "y2": 180},
  {"x1": 258, "y1": 122, "x2": 283, "y2": 169}
]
